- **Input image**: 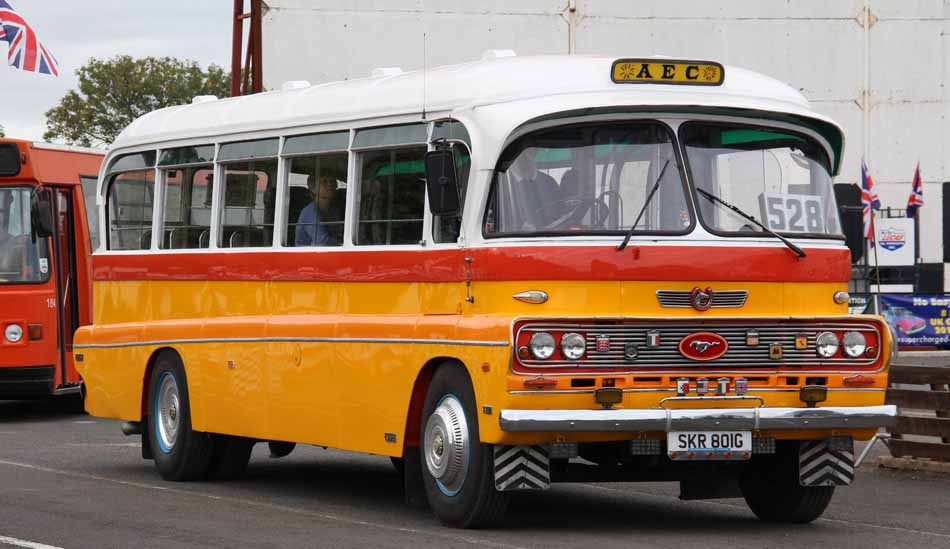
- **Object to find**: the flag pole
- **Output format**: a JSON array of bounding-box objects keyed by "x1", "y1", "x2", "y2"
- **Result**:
[{"x1": 870, "y1": 208, "x2": 882, "y2": 312}]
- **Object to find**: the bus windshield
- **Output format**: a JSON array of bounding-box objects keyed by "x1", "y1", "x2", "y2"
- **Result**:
[
  {"x1": 681, "y1": 122, "x2": 843, "y2": 238},
  {"x1": 484, "y1": 122, "x2": 692, "y2": 237},
  {"x1": 0, "y1": 186, "x2": 51, "y2": 284}
]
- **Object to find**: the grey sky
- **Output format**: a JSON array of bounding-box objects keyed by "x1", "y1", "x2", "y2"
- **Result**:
[{"x1": 1, "y1": 1, "x2": 232, "y2": 143}]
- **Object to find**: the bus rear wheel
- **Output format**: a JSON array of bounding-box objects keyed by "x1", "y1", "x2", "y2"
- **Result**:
[
  {"x1": 740, "y1": 443, "x2": 834, "y2": 523},
  {"x1": 420, "y1": 364, "x2": 508, "y2": 528},
  {"x1": 208, "y1": 435, "x2": 255, "y2": 480},
  {"x1": 147, "y1": 352, "x2": 213, "y2": 481}
]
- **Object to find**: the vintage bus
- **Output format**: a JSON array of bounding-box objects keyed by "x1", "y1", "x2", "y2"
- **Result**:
[
  {"x1": 76, "y1": 54, "x2": 897, "y2": 527},
  {"x1": 0, "y1": 139, "x2": 101, "y2": 399}
]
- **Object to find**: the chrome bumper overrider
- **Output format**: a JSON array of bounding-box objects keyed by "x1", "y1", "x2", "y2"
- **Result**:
[{"x1": 499, "y1": 405, "x2": 898, "y2": 432}]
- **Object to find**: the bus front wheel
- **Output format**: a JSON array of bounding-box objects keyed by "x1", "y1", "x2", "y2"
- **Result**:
[
  {"x1": 147, "y1": 352, "x2": 213, "y2": 481},
  {"x1": 419, "y1": 364, "x2": 508, "y2": 528},
  {"x1": 740, "y1": 443, "x2": 835, "y2": 523}
]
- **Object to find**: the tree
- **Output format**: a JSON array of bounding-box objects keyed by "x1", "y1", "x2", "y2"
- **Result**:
[
  {"x1": 0, "y1": 125, "x2": 5, "y2": 138},
  {"x1": 44, "y1": 56, "x2": 231, "y2": 147}
]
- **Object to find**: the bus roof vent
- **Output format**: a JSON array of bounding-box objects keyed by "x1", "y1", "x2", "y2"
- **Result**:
[
  {"x1": 371, "y1": 67, "x2": 403, "y2": 78},
  {"x1": 191, "y1": 95, "x2": 218, "y2": 104},
  {"x1": 481, "y1": 49, "x2": 517, "y2": 61},
  {"x1": 282, "y1": 80, "x2": 311, "y2": 91}
]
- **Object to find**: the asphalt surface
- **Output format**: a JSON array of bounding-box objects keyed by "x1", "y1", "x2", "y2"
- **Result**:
[{"x1": 0, "y1": 397, "x2": 948, "y2": 549}]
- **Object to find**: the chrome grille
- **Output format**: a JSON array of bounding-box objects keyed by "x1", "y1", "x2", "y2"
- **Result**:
[
  {"x1": 656, "y1": 290, "x2": 748, "y2": 308},
  {"x1": 516, "y1": 322, "x2": 879, "y2": 369}
]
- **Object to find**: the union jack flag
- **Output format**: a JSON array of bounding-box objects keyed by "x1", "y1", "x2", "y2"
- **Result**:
[
  {"x1": 861, "y1": 159, "x2": 880, "y2": 244},
  {"x1": 0, "y1": 0, "x2": 59, "y2": 76},
  {"x1": 906, "y1": 162, "x2": 924, "y2": 218}
]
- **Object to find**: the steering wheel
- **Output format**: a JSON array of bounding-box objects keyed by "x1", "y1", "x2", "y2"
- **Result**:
[{"x1": 534, "y1": 195, "x2": 610, "y2": 230}]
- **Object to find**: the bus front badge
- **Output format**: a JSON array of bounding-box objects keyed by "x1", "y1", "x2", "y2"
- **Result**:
[{"x1": 690, "y1": 287, "x2": 714, "y2": 311}]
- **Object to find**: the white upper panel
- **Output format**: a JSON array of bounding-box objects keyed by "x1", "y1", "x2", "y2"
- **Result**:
[{"x1": 111, "y1": 54, "x2": 840, "y2": 153}]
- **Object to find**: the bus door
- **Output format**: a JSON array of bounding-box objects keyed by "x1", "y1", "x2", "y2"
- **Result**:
[{"x1": 50, "y1": 186, "x2": 82, "y2": 390}]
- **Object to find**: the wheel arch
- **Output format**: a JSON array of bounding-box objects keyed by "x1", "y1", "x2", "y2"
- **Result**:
[
  {"x1": 402, "y1": 356, "x2": 474, "y2": 456},
  {"x1": 140, "y1": 346, "x2": 182, "y2": 421}
]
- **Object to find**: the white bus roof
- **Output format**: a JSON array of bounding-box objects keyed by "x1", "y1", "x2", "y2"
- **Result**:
[{"x1": 111, "y1": 54, "x2": 843, "y2": 171}]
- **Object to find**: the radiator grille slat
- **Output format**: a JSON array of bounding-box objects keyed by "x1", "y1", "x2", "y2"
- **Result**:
[{"x1": 656, "y1": 290, "x2": 748, "y2": 308}]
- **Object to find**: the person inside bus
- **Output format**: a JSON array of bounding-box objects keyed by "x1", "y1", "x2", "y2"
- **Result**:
[
  {"x1": 295, "y1": 175, "x2": 343, "y2": 246},
  {"x1": 508, "y1": 150, "x2": 563, "y2": 228}
]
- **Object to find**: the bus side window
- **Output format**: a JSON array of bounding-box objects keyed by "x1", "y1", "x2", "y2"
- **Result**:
[
  {"x1": 161, "y1": 165, "x2": 214, "y2": 249},
  {"x1": 432, "y1": 145, "x2": 470, "y2": 244},
  {"x1": 285, "y1": 152, "x2": 348, "y2": 247},
  {"x1": 107, "y1": 169, "x2": 155, "y2": 251},
  {"x1": 220, "y1": 158, "x2": 277, "y2": 248},
  {"x1": 357, "y1": 146, "x2": 427, "y2": 245}
]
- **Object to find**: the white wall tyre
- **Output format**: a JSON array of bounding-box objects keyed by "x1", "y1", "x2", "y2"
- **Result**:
[
  {"x1": 147, "y1": 351, "x2": 213, "y2": 481},
  {"x1": 420, "y1": 363, "x2": 508, "y2": 528},
  {"x1": 740, "y1": 442, "x2": 834, "y2": 523}
]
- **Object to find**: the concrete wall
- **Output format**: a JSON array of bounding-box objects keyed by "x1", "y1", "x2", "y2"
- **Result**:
[{"x1": 263, "y1": 0, "x2": 949, "y2": 263}]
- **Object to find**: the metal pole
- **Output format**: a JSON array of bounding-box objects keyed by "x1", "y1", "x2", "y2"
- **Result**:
[
  {"x1": 251, "y1": 0, "x2": 263, "y2": 94},
  {"x1": 231, "y1": 0, "x2": 243, "y2": 97}
]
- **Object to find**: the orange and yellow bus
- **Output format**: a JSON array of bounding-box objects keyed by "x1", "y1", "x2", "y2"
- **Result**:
[
  {"x1": 0, "y1": 139, "x2": 101, "y2": 400},
  {"x1": 76, "y1": 55, "x2": 896, "y2": 527}
]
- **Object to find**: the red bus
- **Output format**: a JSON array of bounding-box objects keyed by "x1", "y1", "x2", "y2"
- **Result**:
[{"x1": 0, "y1": 139, "x2": 102, "y2": 399}]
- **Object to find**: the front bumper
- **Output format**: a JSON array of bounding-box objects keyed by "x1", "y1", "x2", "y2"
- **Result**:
[{"x1": 499, "y1": 405, "x2": 897, "y2": 432}]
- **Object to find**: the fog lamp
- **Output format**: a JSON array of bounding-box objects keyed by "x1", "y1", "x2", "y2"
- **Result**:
[
  {"x1": 799, "y1": 385, "x2": 828, "y2": 408},
  {"x1": 842, "y1": 331, "x2": 867, "y2": 358},
  {"x1": 529, "y1": 332, "x2": 556, "y2": 360},
  {"x1": 27, "y1": 324, "x2": 43, "y2": 341},
  {"x1": 815, "y1": 331, "x2": 839, "y2": 358},
  {"x1": 4, "y1": 324, "x2": 23, "y2": 343},
  {"x1": 594, "y1": 387, "x2": 623, "y2": 409},
  {"x1": 560, "y1": 332, "x2": 586, "y2": 360}
]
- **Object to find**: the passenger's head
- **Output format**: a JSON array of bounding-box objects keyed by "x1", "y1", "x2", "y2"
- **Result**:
[
  {"x1": 308, "y1": 175, "x2": 336, "y2": 208},
  {"x1": 511, "y1": 150, "x2": 539, "y2": 181}
]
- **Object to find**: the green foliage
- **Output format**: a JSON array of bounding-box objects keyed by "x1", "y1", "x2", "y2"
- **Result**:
[
  {"x1": 0, "y1": 124, "x2": 5, "y2": 138},
  {"x1": 44, "y1": 55, "x2": 230, "y2": 147}
]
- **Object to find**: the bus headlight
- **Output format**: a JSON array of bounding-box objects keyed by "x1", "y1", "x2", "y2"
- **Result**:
[
  {"x1": 842, "y1": 331, "x2": 867, "y2": 358},
  {"x1": 529, "y1": 332, "x2": 556, "y2": 360},
  {"x1": 4, "y1": 324, "x2": 23, "y2": 343},
  {"x1": 815, "y1": 331, "x2": 839, "y2": 358},
  {"x1": 560, "y1": 333, "x2": 586, "y2": 360}
]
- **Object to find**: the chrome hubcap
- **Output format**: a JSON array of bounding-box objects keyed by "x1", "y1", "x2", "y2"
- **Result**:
[
  {"x1": 423, "y1": 395, "x2": 469, "y2": 494},
  {"x1": 157, "y1": 375, "x2": 181, "y2": 450}
]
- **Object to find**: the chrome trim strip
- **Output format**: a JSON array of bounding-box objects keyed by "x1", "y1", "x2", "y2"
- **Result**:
[
  {"x1": 498, "y1": 405, "x2": 897, "y2": 432},
  {"x1": 74, "y1": 336, "x2": 510, "y2": 350},
  {"x1": 507, "y1": 387, "x2": 887, "y2": 395}
]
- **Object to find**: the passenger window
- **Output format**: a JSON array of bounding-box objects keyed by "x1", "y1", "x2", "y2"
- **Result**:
[
  {"x1": 357, "y1": 147, "x2": 427, "y2": 245},
  {"x1": 161, "y1": 165, "x2": 214, "y2": 249},
  {"x1": 285, "y1": 152, "x2": 348, "y2": 247},
  {"x1": 220, "y1": 159, "x2": 277, "y2": 248},
  {"x1": 432, "y1": 145, "x2": 470, "y2": 244},
  {"x1": 107, "y1": 169, "x2": 155, "y2": 250}
]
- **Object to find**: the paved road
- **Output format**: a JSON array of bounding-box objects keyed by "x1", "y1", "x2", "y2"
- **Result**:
[{"x1": 1, "y1": 398, "x2": 949, "y2": 549}]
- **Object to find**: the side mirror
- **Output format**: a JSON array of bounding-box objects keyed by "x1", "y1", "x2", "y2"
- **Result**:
[
  {"x1": 424, "y1": 149, "x2": 460, "y2": 216},
  {"x1": 30, "y1": 188, "x2": 53, "y2": 239}
]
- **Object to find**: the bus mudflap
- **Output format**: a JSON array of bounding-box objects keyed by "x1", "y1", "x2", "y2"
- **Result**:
[
  {"x1": 494, "y1": 445, "x2": 550, "y2": 491},
  {"x1": 799, "y1": 436, "x2": 855, "y2": 486}
]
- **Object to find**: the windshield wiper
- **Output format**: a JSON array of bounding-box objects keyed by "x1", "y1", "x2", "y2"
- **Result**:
[
  {"x1": 617, "y1": 159, "x2": 669, "y2": 251},
  {"x1": 695, "y1": 187, "x2": 806, "y2": 258}
]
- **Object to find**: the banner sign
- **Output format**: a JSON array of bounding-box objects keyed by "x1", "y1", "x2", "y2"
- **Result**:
[
  {"x1": 879, "y1": 294, "x2": 950, "y2": 347},
  {"x1": 874, "y1": 217, "x2": 915, "y2": 266}
]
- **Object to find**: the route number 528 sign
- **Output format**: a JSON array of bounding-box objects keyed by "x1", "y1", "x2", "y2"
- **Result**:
[{"x1": 757, "y1": 193, "x2": 825, "y2": 233}]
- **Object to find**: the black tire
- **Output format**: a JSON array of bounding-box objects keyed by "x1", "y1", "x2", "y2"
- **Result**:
[
  {"x1": 146, "y1": 351, "x2": 213, "y2": 481},
  {"x1": 420, "y1": 363, "x2": 508, "y2": 528},
  {"x1": 740, "y1": 443, "x2": 835, "y2": 523},
  {"x1": 208, "y1": 435, "x2": 255, "y2": 480}
]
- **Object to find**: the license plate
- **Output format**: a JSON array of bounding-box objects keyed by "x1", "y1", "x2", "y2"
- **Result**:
[{"x1": 667, "y1": 431, "x2": 752, "y2": 461}]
